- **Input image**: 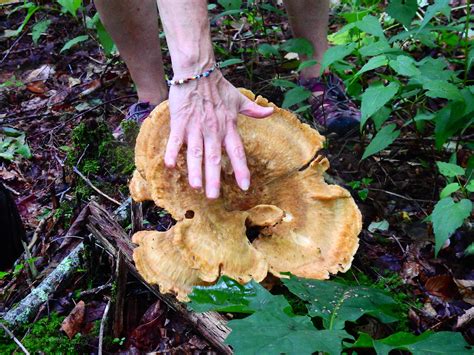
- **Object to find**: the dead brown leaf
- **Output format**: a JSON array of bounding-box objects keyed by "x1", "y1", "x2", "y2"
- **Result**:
[
  {"x1": 61, "y1": 300, "x2": 86, "y2": 339},
  {"x1": 425, "y1": 274, "x2": 460, "y2": 300},
  {"x1": 26, "y1": 81, "x2": 48, "y2": 94}
]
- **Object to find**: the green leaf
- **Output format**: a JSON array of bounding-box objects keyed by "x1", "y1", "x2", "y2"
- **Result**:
[
  {"x1": 0, "y1": 271, "x2": 10, "y2": 280},
  {"x1": 57, "y1": 0, "x2": 82, "y2": 17},
  {"x1": 297, "y1": 59, "x2": 318, "y2": 72},
  {"x1": 355, "y1": 15, "x2": 386, "y2": 39},
  {"x1": 60, "y1": 35, "x2": 89, "y2": 53},
  {"x1": 282, "y1": 86, "x2": 311, "y2": 108},
  {"x1": 359, "y1": 41, "x2": 394, "y2": 57},
  {"x1": 436, "y1": 161, "x2": 465, "y2": 177},
  {"x1": 257, "y1": 43, "x2": 279, "y2": 57},
  {"x1": 388, "y1": 55, "x2": 420, "y2": 77},
  {"x1": 440, "y1": 183, "x2": 461, "y2": 198},
  {"x1": 280, "y1": 38, "x2": 314, "y2": 57},
  {"x1": 31, "y1": 19, "x2": 51, "y2": 44},
  {"x1": 466, "y1": 180, "x2": 474, "y2": 193},
  {"x1": 466, "y1": 243, "x2": 474, "y2": 255},
  {"x1": 411, "y1": 57, "x2": 452, "y2": 86},
  {"x1": 354, "y1": 55, "x2": 388, "y2": 77},
  {"x1": 217, "y1": 0, "x2": 242, "y2": 11},
  {"x1": 188, "y1": 276, "x2": 290, "y2": 314},
  {"x1": 271, "y1": 79, "x2": 297, "y2": 88},
  {"x1": 424, "y1": 80, "x2": 463, "y2": 101},
  {"x1": 368, "y1": 220, "x2": 389, "y2": 232},
  {"x1": 7, "y1": 3, "x2": 40, "y2": 38},
  {"x1": 362, "y1": 124, "x2": 400, "y2": 160},
  {"x1": 431, "y1": 198, "x2": 472, "y2": 255},
  {"x1": 354, "y1": 331, "x2": 472, "y2": 354},
  {"x1": 320, "y1": 43, "x2": 357, "y2": 72},
  {"x1": 386, "y1": 0, "x2": 418, "y2": 27},
  {"x1": 211, "y1": 9, "x2": 242, "y2": 22},
  {"x1": 418, "y1": 0, "x2": 451, "y2": 33},
  {"x1": 372, "y1": 106, "x2": 392, "y2": 131},
  {"x1": 283, "y1": 276, "x2": 399, "y2": 330},
  {"x1": 226, "y1": 309, "x2": 351, "y2": 355},
  {"x1": 360, "y1": 82, "x2": 399, "y2": 127},
  {"x1": 94, "y1": 18, "x2": 115, "y2": 55},
  {"x1": 219, "y1": 58, "x2": 244, "y2": 68},
  {"x1": 468, "y1": 47, "x2": 474, "y2": 72}
]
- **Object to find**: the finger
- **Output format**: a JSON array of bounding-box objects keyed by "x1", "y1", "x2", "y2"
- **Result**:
[
  {"x1": 186, "y1": 129, "x2": 204, "y2": 189},
  {"x1": 204, "y1": 136, "x2": 222, "y2": 199},
  {"x1": 239, "y1": 96, "x2": 274, "y2": 118},
  {"x1": 224, "y1": 125, "x2": 250, "y2": 191},
  {"x1": 164, "y1": 116, "x2": 186, "y2": 167}
]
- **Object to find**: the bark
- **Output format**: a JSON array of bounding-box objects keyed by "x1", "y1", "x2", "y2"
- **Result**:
[{"x1": 3, "y1": 243, "x2": 83, "y2": 327}]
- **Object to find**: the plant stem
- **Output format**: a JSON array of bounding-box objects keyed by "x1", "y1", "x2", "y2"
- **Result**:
[{"x1": 463, "y1": 0, "x2": 471, "y2": 84}]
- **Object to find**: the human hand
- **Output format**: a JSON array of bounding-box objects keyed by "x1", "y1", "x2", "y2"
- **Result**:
[{"x1": 164, "y1": 71, "x2": 274, "y2": 199}]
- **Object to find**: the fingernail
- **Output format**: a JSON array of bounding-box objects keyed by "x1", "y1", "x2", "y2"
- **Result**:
[
  {"x1": 207, "y1": 187, "x2": 219, "y2": 199},
  {"x1": 241, "y1": 178, "x2": 250, "y2": 191},
  {"x1": 192, "y1": 178, "x2": 201, "y2": 189}
]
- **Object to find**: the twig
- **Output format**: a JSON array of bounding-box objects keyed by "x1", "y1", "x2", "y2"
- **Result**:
[
  {"x1": 98, "y1": 299, "x2": 111, "y2": 355},
  {"x1": 28, "y1": 216, "x2": 49, "y2": 250},
  {"x1": 0, "y1": 30, "x2": 28, "y2": 65},
  {"x1": 2, "y1": 183, "x2": 20, "y2": 196},
  {"x1": 73, "y1": 166, "x2": 121, "y2": 206},
  {"x1": 368, "y1": 188, "x2": 434, "y2": 203},
  {"x1": 21, "y1": 241, "x2": 38, "y2": 280},
  {"x1": 0, "y1": 323, "x2": 30, "y2": 355}
]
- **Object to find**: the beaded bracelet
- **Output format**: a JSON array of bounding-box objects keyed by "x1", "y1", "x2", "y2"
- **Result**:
[{"x1": 166, "y1": 62, "x2": 220, "y2": 86}]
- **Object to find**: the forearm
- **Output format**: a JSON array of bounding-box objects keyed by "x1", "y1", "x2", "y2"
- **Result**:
[{"x1": 156, "y1": 0, "x2": 214, "y2": 76}]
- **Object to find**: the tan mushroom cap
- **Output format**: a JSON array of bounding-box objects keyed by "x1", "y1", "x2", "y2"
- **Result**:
[
  {"x1": 132, "y1": 230, "x2": 204, "y2": 301},
  {"x1": 130, "y1": 89, "x2": 361, "y2": 300}
]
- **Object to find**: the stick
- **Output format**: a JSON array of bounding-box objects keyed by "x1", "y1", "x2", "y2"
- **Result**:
[
  {"x1": 98, "y1": 299, "x2": 111, "y2": 355},
  {"x1": 0, "y1": 323, "x2": 30, "y2": 355},
  {"x1": 3, "y1": 243, "x2": 83, "y2": 327},
  {"x1": 111, "y1": 251, "x2": 127, "y2": 338},
  {"x1": 73, "y1": 166, "x2": 121, "y2": 206},
  {"x1": 86, "y1": 202, "x2": 232, "y2": 354}
]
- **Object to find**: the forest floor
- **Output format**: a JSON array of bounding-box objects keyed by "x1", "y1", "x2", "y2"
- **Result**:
[{"x1": 1, "y1": 1, "x2": 473, "y2": 353}]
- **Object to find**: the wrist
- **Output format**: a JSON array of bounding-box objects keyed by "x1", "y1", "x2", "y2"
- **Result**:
[{"x1": 171, "y1": 55, "x2": 216, "y2": 78}]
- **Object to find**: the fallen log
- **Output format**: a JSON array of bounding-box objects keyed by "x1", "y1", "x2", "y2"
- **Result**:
[
  {"x1": 3, "y1": 242, "x2": 83, "y2": 327},
  {"x1": 86, "y1": 202, "x2": 232, "y2": 354}
]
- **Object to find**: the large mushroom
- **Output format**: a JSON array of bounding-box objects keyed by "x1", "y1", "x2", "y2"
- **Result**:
[{"x1": 130, "y1": 89, "x2": 362, "y2": 301}]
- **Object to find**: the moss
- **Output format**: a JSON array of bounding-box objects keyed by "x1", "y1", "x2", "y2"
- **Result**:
[
  {"x1": 0, "y1": 313, "x2": 88, "y2": 354},
  {"x1": 120, "y1": 119, "x2": 140, "y2": 146}
]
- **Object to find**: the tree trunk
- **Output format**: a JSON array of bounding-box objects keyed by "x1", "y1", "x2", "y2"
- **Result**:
[{"x1": 0, "y1": 182, "x2": 25, "y2": 270}]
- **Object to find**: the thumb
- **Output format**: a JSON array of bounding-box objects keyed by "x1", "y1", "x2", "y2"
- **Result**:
[{"x1": 239, "y1": 96, "x2": 274, "y2": 119}]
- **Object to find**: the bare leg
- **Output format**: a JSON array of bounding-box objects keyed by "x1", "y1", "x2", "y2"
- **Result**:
[
  {"x1": 94, "y1": 0, "x2": 168, "y2": 105},
  {"x1": 283, "y1": 0, "x2": 330, "y2": 79}
]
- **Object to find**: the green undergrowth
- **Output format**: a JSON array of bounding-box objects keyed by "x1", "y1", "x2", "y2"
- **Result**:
[
  {"x1": 334, "y1": 270, "x2": 423, "y2": 332},
  {"x1": 56, "y1": 119, "x2": 138, "y2": 225},
  {"x1": 188, "y1": 275, "x2": 472, "y2": 355},
  {"x1": 0, "y1": 313, "x2": 99, "y2": 354}
]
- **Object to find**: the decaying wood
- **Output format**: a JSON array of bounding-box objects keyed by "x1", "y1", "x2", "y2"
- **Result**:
[
  {"x1": 86, "y1": 202, "x2": 232, "y2": 354},
  {"x1": 131, "y1": 200, "x2": 143, "y2": 233},
  {"x1": 111, "y1": 251, "x2": 127, "y2": 338},
  {"x1": 3, "y1": 242, "x2": 83, "y2": 327}
]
